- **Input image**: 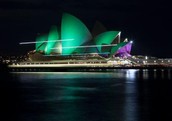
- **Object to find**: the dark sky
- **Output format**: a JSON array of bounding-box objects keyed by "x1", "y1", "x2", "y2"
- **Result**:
[{"x1": 0, "y1": 0, "x2": 171, "y2": 57}]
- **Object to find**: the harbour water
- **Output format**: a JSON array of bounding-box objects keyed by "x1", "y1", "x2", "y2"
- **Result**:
[{"x1": 1, "y1": 69, "x2": 172, "y2": 121}]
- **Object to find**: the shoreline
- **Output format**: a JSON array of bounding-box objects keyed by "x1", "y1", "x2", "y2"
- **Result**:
[{"x1": 8, "y1": 64, "x2": 172, "y2": 72}]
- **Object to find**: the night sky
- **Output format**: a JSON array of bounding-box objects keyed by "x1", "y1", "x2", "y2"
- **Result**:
[{"x1": 0, "y1": 0, "x2": 171, "y2": 57}]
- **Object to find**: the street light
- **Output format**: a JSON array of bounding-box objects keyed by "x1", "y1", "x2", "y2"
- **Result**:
[
  {"x1": 145, "y1": 56, "x2": 148, "y2": 60},
  {"x1": 130, "y1": 41, "x2": 133, "y2": 44}
]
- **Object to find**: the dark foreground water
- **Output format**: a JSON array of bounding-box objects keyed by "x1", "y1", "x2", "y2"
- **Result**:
[{"x1": 1, "y1": 69, "x2": 172, "y2": 121}]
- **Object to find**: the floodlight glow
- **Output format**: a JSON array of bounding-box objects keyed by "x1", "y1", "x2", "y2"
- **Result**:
[
  {"x1": 130, "y1": 41, "x2": 133, "y2": 44},
  {"x1": 19, "y1": 39, "x2": 74, "y2": 45},
  {"x1": 51, "y1": 44, "x2": 117, "y2": 49}
]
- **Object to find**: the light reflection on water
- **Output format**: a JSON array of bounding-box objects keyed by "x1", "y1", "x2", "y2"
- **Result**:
[
  {"x1": 11, "y1": 69, "x2": 172, "y2": 121},
  {"x1": 13, "y1": 69, "x2": 172, "y2": 81},
  {"x1": 126, "y1": 69, "x2": 139, "y2": 81}
]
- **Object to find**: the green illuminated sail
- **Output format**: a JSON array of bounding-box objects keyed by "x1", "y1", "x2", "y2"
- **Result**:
[
  {"x1": 101, "y1": 44, "x2": 111, "y2": 53},
  {"x1": 45, "y1": 25, "x2": 60, "y2": 55},
  {"x1": 73, "y1": 45, "x2": 86, "y2": 54},
  {"x1": 94, "y1": 31, "x2": 120, "y2": 52},
  {"x1": 35, "y1": 34, "x2": 48, "y2": 53},
  {"x1": 33, "y1": 13, "x2": 132, "y2": 58},
  {"x1": 110, "y1": 42, "x2": 128, "y2": 57},
  {"x1": 61, "y1": 13, "x2": 92, "y2": 55}
]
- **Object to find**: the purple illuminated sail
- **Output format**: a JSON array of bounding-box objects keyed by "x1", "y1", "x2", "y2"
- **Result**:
[{"x1": 115, "y1": 42, "x2": 132, "y2": 57}]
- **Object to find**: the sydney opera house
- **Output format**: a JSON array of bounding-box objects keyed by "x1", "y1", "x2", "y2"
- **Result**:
[{"x1": 24, "y1": 13, "x2": 132, "y2": 61}]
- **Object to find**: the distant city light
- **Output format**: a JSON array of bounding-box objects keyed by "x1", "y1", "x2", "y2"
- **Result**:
[{"x1": 19, "y1": 39, "x2": 74, "y2": 45}]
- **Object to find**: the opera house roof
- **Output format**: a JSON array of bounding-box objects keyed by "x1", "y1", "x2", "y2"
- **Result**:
[{"x1": 28, "y1": 13, "x2": 132, "y2": 58}]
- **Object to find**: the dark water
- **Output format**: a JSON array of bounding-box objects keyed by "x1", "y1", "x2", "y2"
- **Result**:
[{"x1": 2, "y1": 69, "x2": 172, "y2": 121}]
